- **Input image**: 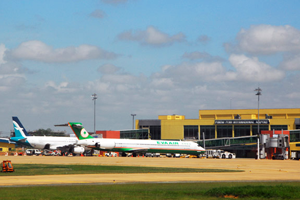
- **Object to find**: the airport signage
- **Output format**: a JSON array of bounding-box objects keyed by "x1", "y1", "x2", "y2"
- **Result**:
[{"x1": 215, "y1": 120, "x2": 269, "y2": 125}]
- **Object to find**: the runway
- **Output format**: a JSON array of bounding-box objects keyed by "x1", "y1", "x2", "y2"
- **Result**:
[{"x1": 1, "y1": 156, "x2": 300, "y2": 186}]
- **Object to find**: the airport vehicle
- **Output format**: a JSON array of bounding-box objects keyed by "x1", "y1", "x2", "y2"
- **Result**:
[
  {"x1": 105, "y1": 152, "x2": 118, "y2": 157},
  {"x1": 66, "y1": 122, "x2": 206, "y2": 157},
  {"x1": 291, "y1": 151, "x2": 300, "y2": 160},
  {"x1": 166, "y1": 153, "x2": 181, "y2": 158},
  {"x1": 205, "y1": 149, "x2": 236, "y2": 159},
  {"x1": 144, "y1": 153, "x2": 160, "y2": 157},
  {"x1": 42, "y1": 150, "x2": 59, "y2": 156},
  {"x1": 25, "y1": 149, "x2": 42, "y2": 156},
  {"x1": 1, "y1": 160, "x2": 14, "y2": 172},
  {"x1": 10, "y1": 117, "x2": 84, "y2": 155}
]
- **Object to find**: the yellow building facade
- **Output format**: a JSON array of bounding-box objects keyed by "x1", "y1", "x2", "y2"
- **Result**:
[
  {"x1": 0, "y1": 143, "x2": 15, "y2": 152},
  {"x1": 138, "y1": 108, "x2": 300, "y2": 140}
]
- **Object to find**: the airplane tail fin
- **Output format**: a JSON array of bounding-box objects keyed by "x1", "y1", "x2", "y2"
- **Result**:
[
  {"x1": 68, "y1": 122, "x2": 94, "y2": 140},
  {"x1": 12, "y1": 116, "x2": 30, "y2": 138}
]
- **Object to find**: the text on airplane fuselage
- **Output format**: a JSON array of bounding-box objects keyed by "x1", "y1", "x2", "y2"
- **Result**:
[{"x1": 157, "y1": 141, "x2": 179, "y2": 145}]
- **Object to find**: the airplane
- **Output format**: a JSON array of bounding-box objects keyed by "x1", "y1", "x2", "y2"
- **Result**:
[
  {"x1": 10, "y1": 117, "x2": 85, "y2": 155},
  {"x1": 66, "y1": 122, "x2": 206, "y2": 157}
]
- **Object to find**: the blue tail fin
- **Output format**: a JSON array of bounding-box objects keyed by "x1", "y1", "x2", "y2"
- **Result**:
[{"x1": 12, "y1": 116, "x2": 30, "y2": 138}]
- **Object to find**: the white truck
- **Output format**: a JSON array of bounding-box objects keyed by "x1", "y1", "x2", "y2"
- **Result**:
[
  {"x1": 205, "y1": 149, "x2": 236, "y2": 159},
  {"x1": 25, "y1": 149, "x2": 42, "y2": 156}
]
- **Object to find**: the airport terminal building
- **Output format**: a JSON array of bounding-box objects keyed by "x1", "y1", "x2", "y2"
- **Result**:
[
  {"x1": 136, "y1": 108, "x2": 300, "y2": 158},
  {"x1": 137, "y1": 108, "x2": 300, "y2": 140}
]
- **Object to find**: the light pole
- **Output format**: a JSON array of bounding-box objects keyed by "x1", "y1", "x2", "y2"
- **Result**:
[
  {"x1": 254, "y1": 87, "x2": 262, "y2": 159},
  {"x1": 131, "y1": 114, "x2": 136, "y2": 129},
  {"x1": 92, "y1": 93, "x2": 97, "y2": 135}
]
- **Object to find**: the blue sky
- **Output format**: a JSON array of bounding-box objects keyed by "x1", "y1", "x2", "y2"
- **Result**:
[{"x1": 1, "y1": 0, "x2": 300, "y2": 136}]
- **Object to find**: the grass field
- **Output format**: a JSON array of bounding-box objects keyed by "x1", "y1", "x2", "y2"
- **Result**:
[
  {"x1": 1, "y1": 182, "x2": 300, "y2": 199},
  {"x1": 0, "y1": 164, "x2": 242, "y2": 176}
]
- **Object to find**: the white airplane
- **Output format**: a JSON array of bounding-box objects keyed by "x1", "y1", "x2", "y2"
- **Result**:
[
  {"x1": 10, "y1": 117, "x2": 85, "y2": 155},
  {"x1": 67, "y1": 122, "x2": 206, "y2": 157}
]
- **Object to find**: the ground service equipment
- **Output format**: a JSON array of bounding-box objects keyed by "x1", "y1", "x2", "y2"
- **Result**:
[
  {"x1": 1, "y1": 160, "x2": 14, "y2": 172},
  {"x1": 205, "y1": 149, "x2": 236, "y2": 159}
]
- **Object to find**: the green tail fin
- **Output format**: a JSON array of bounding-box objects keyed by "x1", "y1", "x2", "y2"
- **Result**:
[{"x1": 68, "y1": 122, "x2": 94, "y2": 140}]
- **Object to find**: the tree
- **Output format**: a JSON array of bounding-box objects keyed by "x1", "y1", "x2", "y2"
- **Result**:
[{"x1": 28, "y1": 129, "x2": 67, "y2": 137}]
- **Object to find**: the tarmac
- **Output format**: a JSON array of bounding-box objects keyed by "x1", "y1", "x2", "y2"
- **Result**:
[{"x1": 1, "y1": 156, "x2": 300, "y2": 186}]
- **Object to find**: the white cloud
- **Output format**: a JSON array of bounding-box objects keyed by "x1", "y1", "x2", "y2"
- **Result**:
[
  {"x1": 235, "y1": 25, "x2": 300, "y2": 54},
  {"x1": 153, "y1": 54, "x2": 285, "y2": 84},
  {"x1": 228, "y1": 54, "x2": 285, "y2": 82},
  {"x1": 44, "y1": 81, "x2": 77, "y2": 93},
  {"x1": 118, "y1": 26, "x2": 186, "y2": 46},
  {"x1": 0, "y1": 44, "x2": 26, "y2": 91},
  {"x1": 182, "y1": 51, "x2": 224, "y2": 62},
  {"x1": 280, "y1": 53, "x2": 300, "y2": 70},
  {"x1": 8, "y1": 40, "x2": 118, "y2": 63},
  {"x1": 0, "y1": 44, "x2": 7, "y2": 65},
  {"x1": 98, "y1": 64, "x2": 121, "y2": 74}
]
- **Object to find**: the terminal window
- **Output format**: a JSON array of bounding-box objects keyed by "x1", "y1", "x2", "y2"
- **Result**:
[
  {"x1": 149, "y1": 126, "x2": 161, "y2": 140},
  {"x1": 200, "y1": 125, "x2": 215, "y2": 139},
  {"x1": 217, "y1": 125, "x2": 232, "y2": 138},
  {"x1": 271, "y1": 125, "x2": 288, "y2": 130},
  {"x1": 184, "y1": 125, "x2": 198, "y2": 140},
  {"x1": 234, "y1": 125, "x2": 251, "y2": 137},
  {"x1": 252, "y1": 125, "x2": 269, "y2": 135}
]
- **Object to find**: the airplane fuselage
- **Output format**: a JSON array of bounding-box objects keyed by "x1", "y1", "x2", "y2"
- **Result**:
[
  {"x1": 11, "y1": 136, "x2": 78, "y2": 150},
  {"x1": 77, "y1": 138, "x2": 205, "y2": 155}
]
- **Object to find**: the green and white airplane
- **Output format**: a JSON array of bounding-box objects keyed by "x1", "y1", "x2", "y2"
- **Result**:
[{"x1": 67, "y1": 122, "x2": 206, "y2": 157}]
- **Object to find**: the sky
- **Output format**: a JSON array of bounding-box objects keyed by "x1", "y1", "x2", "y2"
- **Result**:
[{"x1": 1, "y1": 0, "x2": 300, "y2": 136}]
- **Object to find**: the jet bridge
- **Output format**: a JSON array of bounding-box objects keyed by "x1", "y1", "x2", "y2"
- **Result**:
[{"x1": 198, "y1": 135, "x2": 258, "y2": 149}]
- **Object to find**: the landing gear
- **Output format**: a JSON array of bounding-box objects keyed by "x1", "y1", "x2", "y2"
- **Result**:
[{"x1": 121, "y1": 152, "x2": 126, "y2": 157}]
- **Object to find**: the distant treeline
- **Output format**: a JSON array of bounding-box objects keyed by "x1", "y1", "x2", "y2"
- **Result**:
[{"x1": 28, "y1": 128, "x2": 68, "y2": 137}]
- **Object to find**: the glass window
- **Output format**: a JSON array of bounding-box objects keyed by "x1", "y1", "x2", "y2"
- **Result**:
[
  {"x1": 234, "y1": 125, "x2": 250, "y2": 137},
  {"x1": 184, "y1": 126, "x2": 198, "y2": 140},
  {"x1": 296, "y1": 125, "x2": 300, "y2": 129},
  {"x1": 138, "y1": 126, "x2": 161, "y2": 140},
  {"x1": 271, "y1": 125, "x2": 288, "y2": 131},
  {"x1": 150, "y1": 126, "x2": 161, "y2": 140},
  {"x1": 252, "y1": 125, "x2": 269, "y2": 135},
  {"x1": 217, "y1": 125, "x2": 232, "y2": 138},
  {"x1": 120, "y1": 129, "x2": 149, "y2": 139},
  {"x1": 290, "y1": 131, "x2": 300, "y2": 142},
  {"x1": 200, "y1": 125, "x2": 215, "y2": 139}
]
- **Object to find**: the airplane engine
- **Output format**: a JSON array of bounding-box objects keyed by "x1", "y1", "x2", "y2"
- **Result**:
[
  {"x1": 73, "y1": 146, "x2": 85, "y2": 154},
  {"x1": 95, "y1": 141, "x2": 115, "y2": 149}
]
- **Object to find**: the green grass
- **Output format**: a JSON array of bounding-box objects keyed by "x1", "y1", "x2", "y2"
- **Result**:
[
  {"x1": 0, "y1": 164, "x2": 242, "y2": 176},
  {"x1": 1, "y1": 182, "x2": 300, "y2": 200},
  {"x1": 205, "y1": 184, "x2": 300, "y2": 199}
]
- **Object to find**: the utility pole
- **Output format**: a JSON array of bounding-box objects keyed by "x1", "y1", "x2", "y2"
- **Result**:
[
  {"x1": 254, "y1": 87, "x2": 262, "y2": 159},
  {"x1": 92, "y1": 93, "x2": 97, "y2": 135},
  {"x1": 131, "y1": 114, "x2": 136, "y2": 129}
]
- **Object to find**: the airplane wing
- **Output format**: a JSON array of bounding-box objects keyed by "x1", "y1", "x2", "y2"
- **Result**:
[{"x1": 0, "y1": 138, "x2": 11, "y2": 143}]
